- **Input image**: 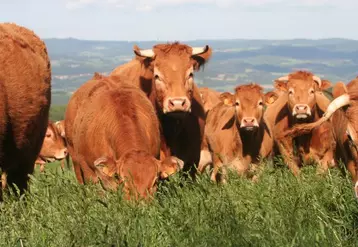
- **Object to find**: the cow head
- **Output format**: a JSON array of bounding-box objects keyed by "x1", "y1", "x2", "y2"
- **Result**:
[
  {"x1": 39, "y1": 121, "x2": 68, "y2": 162},
  {"x1": 133, "y1": 42, "x2": 212, "y2": 115},
  {"x1": 224, "y1": 84, "x2": 267, "y2": 131},
  {"x1": 274, "y1": 71, "x2": 322, "y2": 121},
  {"x1": 158, "y1": 156, "x2": 184, "y2": 179}
]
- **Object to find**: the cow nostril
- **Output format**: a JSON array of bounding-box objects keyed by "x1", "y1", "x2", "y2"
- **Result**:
[
  {"x1": 181, "y1": 99, "x2": 186, "y2": 107},
  {"x1": 168, "y1": 100, "x2": 175, "y2": 108},
  {"x1": 63, "y1": 149, "x2": 68, "y2": 156},
  {"x1": 250, "y1": 119, "x2": 254, "y2": 123},
  {"x1": 303, "y1": 106, "x2": 307, "y2": 110}
]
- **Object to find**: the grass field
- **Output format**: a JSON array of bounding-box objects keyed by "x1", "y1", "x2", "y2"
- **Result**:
[{"x1": 1, "y1": 161, "x2": 358, "y2": 247}]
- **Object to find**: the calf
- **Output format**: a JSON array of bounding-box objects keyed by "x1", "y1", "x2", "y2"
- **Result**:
[
  {"x1": 67, "y1": 75, "x2": 183, "y2": 200},
  {"x1": 198, "y1": 84, "x2": 273, "y2": 183},
  {"x1": 34, "y1": 121, "x2": 68, "y2": 172},
  {"x1": 265, "y1": 71, "x2": 336, "y2": 175}
]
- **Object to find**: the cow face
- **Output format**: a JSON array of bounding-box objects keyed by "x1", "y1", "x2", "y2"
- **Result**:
[
  {"x1": 39, "y1": 122, "x2": 68, "y2": 162},
  {"x1": 275, "y1": 71, "x2": 322, "y2": 121},
  {"x1": 225, "y1": 84, "x2": 266, "y2": 131},
  {"x1": 133, "y1": 43, "x2": 212, "y2": 115}
]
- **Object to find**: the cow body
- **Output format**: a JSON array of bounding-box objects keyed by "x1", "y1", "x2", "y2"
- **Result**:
[
  {"x1": 65, "y1": 75, "x2": 182, "y2": 200},
  {"x1": 0, "y1": 23, "x2": 51, "y2": 194},
  {"x1": 265, "y1": 71, "x2": 335, "y2": 175},
  {"x1": 110, "y1": 42, "x2": 211, "y2": 179},
  {"x1": 199, "y1": 87, "x2": 222, "y2": 114},
  {"x1": 35, "y1": 121, "x2": 68, "y2": 172},
  {"x1": 198, "y1": 84, "x2": 273, "y2": 182}
]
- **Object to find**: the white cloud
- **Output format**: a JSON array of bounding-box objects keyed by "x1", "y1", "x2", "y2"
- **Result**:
[{"x1": 64, "y1": 0, "x2": 358, "y2": 10}]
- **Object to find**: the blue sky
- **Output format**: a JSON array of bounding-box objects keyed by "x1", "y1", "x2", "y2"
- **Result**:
[{"x1": 1, "y1": 0, "x2": 358, "y2": 41}]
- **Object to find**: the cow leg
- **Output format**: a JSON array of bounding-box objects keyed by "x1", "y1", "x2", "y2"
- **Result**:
[
  {"x1": 39, "y1": 163, "x2": 45, "y2": 173},
  {"x1": 197, "y1": 149, "x2": 212, "y2": 174},
  {"x1": 1, "y1": 172, "x2": 7, "y2": 190},
  {"x1": 71, "y1": 154, "x2": 85, "y2": 184},
  {"x1": 6, "y1": 164, "x2": 33, "y2": 195},
  {"x1": 277, "y1": 137, "x2": 300, "y2": 176},
  {"x1": 211, "y1": 154, "x2": 228, "y2": 184},
  {"x1": 77, "y1": 155, "x2": 98, "y2": 184}
]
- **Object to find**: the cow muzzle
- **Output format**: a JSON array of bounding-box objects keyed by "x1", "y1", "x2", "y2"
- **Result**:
[
  {"x1": 292, "y1": 104, "x2": 311, "y2": 119},
  {"x1": 240, "y1": 117, "x2": 259, "y2": 131},
  {"x1": 54, "y1": 148, "x2": 68, "y2": 160},
  {"x1": 163, "y1": 97, "x2": 191, "y2": 114}
]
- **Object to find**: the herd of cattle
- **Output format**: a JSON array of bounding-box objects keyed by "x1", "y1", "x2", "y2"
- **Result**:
[{"x1": 1, "y1": 22, "x2": 358, "y2": 201}]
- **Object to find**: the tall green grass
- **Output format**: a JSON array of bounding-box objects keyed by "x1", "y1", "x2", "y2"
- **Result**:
[{"x1": 1, "y1": 162, "x2": 358, "y2": 247}]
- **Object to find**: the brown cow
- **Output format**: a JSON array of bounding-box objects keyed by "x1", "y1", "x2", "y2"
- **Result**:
[
  {"x1": 0, "y1": 23, "x2": 51, "y2": 194},
  {"x1": 110, "y1": 42, "x2": 211, "y2": 179},
  {"x1": 66, "y1": 75, "x2": 183, "y2": 200},
  {"x1": 198, "y1": 84, "x2": 274, "y2": 183},
  {"x1": 265, "y1": 71, "x2": 336, "y2": 176},
  {"x1": 199, "y1": 87, "x2": 222, "y2": 113},
  {"x1": 34, "y1": 121, "x2": 68, "y2": 172},
  {"x1": 281, "y1": 78, "x2": 358, "y2": 197}
]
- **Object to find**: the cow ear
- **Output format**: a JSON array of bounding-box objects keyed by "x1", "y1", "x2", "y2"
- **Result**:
[
  {"x1": 264, "y1": 91, "x2": 278, "y2": 105},
  {"x1": 219, "y1": 92, "x2": 235, "y2": 106},
  {"x1": 320, "y1": 80, "x2": 332, "y2": 91},
  {"x1": 45, "y1": 127, "x2": 53, "y2": 138},
  {"x1": 192, "y1": 45, "x2": 212, "y2": 71},
  {"x1": 158, "y1": 156, "x2": 183, "y2": 179},
  {"x1": 274, "y1": 80, "x2": 288, "y2": 92},
  {"x1": 333, "y1": 81, "x2": 348, "y2": 99},
  {"x1": 94, "y1": 157, "x2": 117, "y2": 177}
]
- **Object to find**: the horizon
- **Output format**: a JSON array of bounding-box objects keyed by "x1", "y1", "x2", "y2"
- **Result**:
[
  {"x1": 2, "y1": 0, "x2": 358, "y2": 41},
  {"x1": 43, "y1": 37, "x2": 358, "y2": 42}
]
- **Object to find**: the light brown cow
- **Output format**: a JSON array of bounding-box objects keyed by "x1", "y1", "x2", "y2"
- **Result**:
[
  {"x1": 281, "y1": 77, "x2": 358, "y2": 197},
  {"x1": 66, "y1": 75, "x2": 183, "y2": 200},
  {"x1": 199, "y1": 87, "x2": 222, "y2": 113},
  {"x1": 198, "y1": 84, "x2": 274, "y2": 183},
  {"x1": 34, "y1": 121, "x2": 68, "y2": 172},
  {"x1": 265, "y1": 71, "x2": 336, "y2": 176},
  {"x1": 0, "y1": 23, "x2": 51, "y2": 195},
  {"x1": 110, "y1": 42, "x2": 211, "y2": 179}
]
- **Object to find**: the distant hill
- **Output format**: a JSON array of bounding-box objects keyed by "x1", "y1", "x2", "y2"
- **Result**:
[{"x1": 44, "y1": 38, "x2": 358, "y2": 104}]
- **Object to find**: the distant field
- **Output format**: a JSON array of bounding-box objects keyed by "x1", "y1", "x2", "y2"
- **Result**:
[{"x1": 1, "y1": 161, "x2": 358, "y2": 246}]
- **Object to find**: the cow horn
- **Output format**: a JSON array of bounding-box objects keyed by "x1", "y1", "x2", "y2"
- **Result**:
[
  {"x1": 135, "y1": 49, "x2": 155, "y2": 58},
  {"x1": 192, "y1": 45, "x2": 209, "y2": 56},
  {"x1": 322, "y1": 93, "x2": 350, "y2": 119},
  {"x1": 276, "y1": 76, "x2": 289, "y2": 82},
  {"x1": 312, "y1": 75, "x2": 322, "y2": 88}
]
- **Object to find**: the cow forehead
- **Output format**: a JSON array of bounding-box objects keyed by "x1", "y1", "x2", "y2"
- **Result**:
[
  {"x1": 154, "y1": 56, "x2": 192, "y2": 72},
  {"x1": 288, "y1": 79, "x2": 315, "y2": 90},
  {"x1": 236, "y1": 91, "x2": 263, "y2": 105}
]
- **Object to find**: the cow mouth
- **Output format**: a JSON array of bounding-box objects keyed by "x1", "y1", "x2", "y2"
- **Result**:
[
  {"x1": 295, "y1": 113, "x2": 310, "y2": 119},
  {"x1": 164, "y1": 111, "x2": 189, "y2": 119},
  {"x1": 241, "y1": 126, "x2": 258, "y2": 132}
]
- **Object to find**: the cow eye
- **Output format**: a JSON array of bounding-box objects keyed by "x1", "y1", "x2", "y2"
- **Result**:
[
  {"x1": 310, "y1": 89, "x2": 315, "y2": 94},
  {"x1": 235, "y1": 101, "x2": 240, "y2": 106},
  {"x1": 46, "y1": 133, "x2": 51, "y2": 138},
  {"x1": 288, "y1": 90, "x2": 294, "y2": 95},
  {"x1": 188, "y1": 73, "x2": 193, "y2": 78},
  {"x1": 258, "y1": 101, "x2": 263, "y2": 106}
]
